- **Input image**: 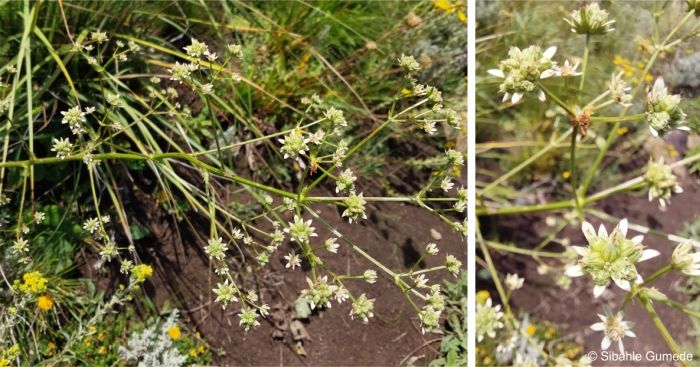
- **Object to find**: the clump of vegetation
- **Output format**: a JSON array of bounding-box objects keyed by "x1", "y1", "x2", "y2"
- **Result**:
[
  {"x1": 0, "y1": 0, "x2": 466, "y2": 365},
  {"x1": 477, "y1": 1, "x2": 700, "y2": 365}
]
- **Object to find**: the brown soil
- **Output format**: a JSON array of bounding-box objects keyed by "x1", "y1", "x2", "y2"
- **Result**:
[
  {"x1": 125, "y1": 181, "x2": 466, "y2": 367},
  {"x1": 479, "y1": 175, "x2": 700, "y2": 366}
]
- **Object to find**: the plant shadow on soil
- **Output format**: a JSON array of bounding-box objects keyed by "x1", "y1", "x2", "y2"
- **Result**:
[{"x1": 479, "y1": 172, "x2": 700, "y2": 366}]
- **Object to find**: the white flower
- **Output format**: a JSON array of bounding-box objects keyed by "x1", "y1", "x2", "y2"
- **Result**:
[
  {"x1": 284, "y1": 251, "x2": 301, "y2": 270},
  {"x1": 414, "y1": 274, "x2": 429, "y2": 288},
  {"x1": 284, "y1": 215, "x2": 317, "y2": 243},
  {"x1": 426, "y1": 242, "x2": 439, "y2": 255},
  {"x1": 440, "y1": 177, "x2": 454, "y2": 192},
  {"x1": 324, "y1": 237, "x2": 340, "y2": 253},
  {"x1": 363, "y1": 269, "x2": 378, "y2": 284},
  {"x1": 672, "y1": 240, "x2": 700, "y2": 276},
  {"x1": 567, "y1": 219, "x2": 659, "y2": 297},
  {"x1": 278, "y1": 129, "x2": 309, "y2": 159},
  {"x1": 205, "y1": 237, "x2": 228, "y2": 261},
  {"x1": 505, "y1": 273, "x2": 524, "y2": 291},
  {"x1": 590, "y1": 312, "x2": 635, "y2": 352}
]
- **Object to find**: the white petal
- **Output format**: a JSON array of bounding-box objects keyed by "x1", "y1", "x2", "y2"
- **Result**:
[
  {"x1": 613, "y1": 277, "x2": 631, "y2": 291},
  {"x1": 618, "y1": 339, "x2": 625, "y2": 354},
  {"x1": 639, "y1": 249, "x2": 660, "y2": 262},
  {"x1": 598, "y1": 224, "x2": 608, "y2": 238},
  {"x1": 511, "y1": 92, "x2": 523, "y2": 104},
  {"x1": 649, "y1": 126, "x2": 659, "y2": 137},
  {"x1": 566, "y1": 265, "x2": 583, "y2": 277},
  {"x1": 636, "y1": 274, "x2": 644, "y2": 284},
  {"x1": 502, "y1": 93, "x2": 510, "y2": 103},
  {"x1": 582, "y1": 222, "x2": 596, "y2": 242},
  {"x1": 631, "y1": 235, "x2": 644, "y2": 245},
  {"x1": 590, "y1": 322, "x2": 605, "y2": 331},
  {"x1": 572, "y1": 246, "x2": 588, "y2": 257},
  {"x1": 593, "y1": 284, "x2": 606, "y2": 297},
  {"x1": 618, "y1": 219, "x2": 628, "y2": 237},
  {"x1": 543, "y1": 46, "x2": 557, "y2": 60},
  {"x1": 538, "y1": 89, "x2": 546, "y2": 102},
  {"x1": 601, "y1": 336, "x2": 611, "y2": 350},
  {"x1": 487, "y1": 69, "x2": 505, "y2": 78},
  {"x1": 540, "y1": 69, "x2": 555, "y2": 79},
  {"x1": 653, "y1": 77, "x2": 665, "y2": 90},
  {"x1": 626, "y1": 330, "x2": 636, "y2": 338}
]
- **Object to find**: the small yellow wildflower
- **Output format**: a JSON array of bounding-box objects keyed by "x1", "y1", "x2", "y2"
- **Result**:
[
  {"x1": 433, "y1": 0, "x2": 456, "y2": 13},
  {"x1": 197, "y1": 345, "x2": 204, "y2": 353},
  {"x1": 97, "y1": 332, "x2": 106, "y2": 341},
  {"x1": 18, "y1": 271, "x2": 48, "y2": 294},
  {"x1": 44, "y1": 341, "x2": 56, "y2": 357},
  {"x1": 84, "y1": 337, "x2": 92, "y2": 347},
  {"x1": 37, "y1": 294, "x2": 53, "y2": 311},
  {"x1": 616, "y1": 126, "x2": 629, "y2": 135},
  {"x1": 457, "y1": 10, "x2": 467, "y2": 24},
  {"x1": 130, "y1": 264, "x2": 153, "y2": 282},
  {"x1": 168, "y1": 325, "x2": 182, "y2": 340},
  {"x1": 526, "y1": 325, "x2": 536, "y2": 336},
  {"x1": 98, "y1": 346, "x2": 107, "y2": 355},
  {"x1": 476, "y1": 290, "x2": 490, "y2": 305},
  {"x1": 401, "y1": 88, "x2": 411, "y2": 95},
  {"x1": 667, "y1": 144, "x2": 679, "y2": 159},
  {"x1": 189, "y1": 348, "x2": 198, "y2": 358},
  {"x1": 562, "y1": 171, "x2": 571, "y2": 179}
]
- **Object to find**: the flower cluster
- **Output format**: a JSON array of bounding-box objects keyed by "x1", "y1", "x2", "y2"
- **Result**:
[
  {"x1": 342, "y1": 192, "x2": 367, "y2": 223},
  {"x1": 671, "y1": 240, "x2": 700, "y2": 276},
  {"x1": 279, "y1": 129, "x2": 309, "y2": 160},
  {"x1": 349, "y1": 294, "x2": 375, "y2": 323},
  {"x1": 476, "y1": 297, "x2": 504, "y2": 342},
  {"x1": 644, "y1": 158, "x2": 682, "y2": 209},
  {"x1": 487, "y1": 45, "x2": 558, "y2": 104},
  {"x1": 590, "y1": 311, "x2": 635, "y2": 352},
  {"x1": 645, "y1": 78, "x2": 688, "y2": 137},
  {"x1": 564, "y1": 2, "x2": 615, "y2": 35},
  {"x1": 16, "y1": 271, "x2": 48, "y2": 294},
  {"x1": 566, "y1": 219, "x2": 659, "y2": 297}
]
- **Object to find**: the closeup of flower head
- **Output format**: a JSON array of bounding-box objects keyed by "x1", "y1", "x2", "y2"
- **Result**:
[
  {"x1": 590, "y1": 311, "x2": 635, "y2": 352},
  {"x1": 279, "y1": 129, "x2": 309, "y2": 159},
  {"x1": 564, "y1": 2, "x2": 615, "y2": 35},
  {"x1": 342, "y1": 192, "x2": 367, "y2": 223},
  {"x1": 476, "y1": 298, "x2": 504, "y2": 342},
  {"x1": 671, "y1": 240, "x2": 700, "y2": 276},
  {"x1": 487, "y1": 45, "x2": 558, "y2": 104},
  {"x1": 644, "y1": 158, "x2": 682, "y2": 209},
  {"x1": 302, "y1": 276, "x2": 338, "y2": 309},
  {"x1": 350, "y1": 294, "x2": 375, "y2": 323},
  {"x1": 284, "y1": 215, "x2": 317, "y2": 244},
  {"x1": 566, "y1": 219, "x2": 659, "y2": 297},
  {"x1": 645, "y1": 78, "x2": 688, "y2": 137},
  {"x1": 608, "y1": 72, "x2": 633, "y2": 106}
]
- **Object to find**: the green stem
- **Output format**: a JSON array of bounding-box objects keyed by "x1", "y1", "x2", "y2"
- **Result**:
[{"x1": 638, "y1": 294, "x2": 687, "y2": 366}]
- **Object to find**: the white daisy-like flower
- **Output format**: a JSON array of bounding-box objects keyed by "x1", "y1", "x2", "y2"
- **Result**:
[{"x1": 590, "y1": 311, "x2": 635, "y2": 353}]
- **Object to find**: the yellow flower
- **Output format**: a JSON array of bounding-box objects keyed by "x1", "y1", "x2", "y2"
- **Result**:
[
  {"x1": 44, "y1": 341, "x2": 56, "y2": 357},
  {"x1": 98, "y1": 346, "x2": 107, "y2": 355},
  {"x1": 616, "y1": 126, "x2": 629, "y2": 135},
  {"x1": 189, "y1": 348, "x2": 198, "y2": 358},
  {"x1": 562, "y1": 170, "x2": 571, "y2": 179},
  {"x1": 457, "y1": 10, "x2": 467, "y2": 24},
  {"x1": 37, "y1": 295, "x2": 53, "y2": 311},
  {"x1": 526, "y1": 325, "x2": 536, "y2": 336},
  {"x1": 168, "y1": 325, "x2": 182, "y2": 340},
  {"x1": 130, "y1": 264, "x2": 153, "y2": 282},
  {"x1": 475, "y1": 290, "x2": 490, "y2": 305},
  {"x1": 433, "y1": 0, "x2": 456, "y2": 13},
  {"x1": 18, "y1": 271, "x2": 48, "y2": 294},
  {"x1": 97, "y1": 332, "x2": 106, "y2": 341},
  {"x1": 401, "y1": 88, "x2": 411, "y2": 95}
]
